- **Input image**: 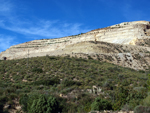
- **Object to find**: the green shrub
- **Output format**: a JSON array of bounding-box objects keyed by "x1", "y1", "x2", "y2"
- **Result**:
[
  {"x1": 29, "y1": 95, "x2": 59, "y2": 113},
  {"x1": 32, "y1": 77, "x2": 60, "y2": 86},
  {"x1": 0, "y1": 95, "x2": 8, "y2": 103},
  {"x1": 20, "y1": 94, "x2": 59, "y2": 113},
  {"x1": 61, "y1": 79, "x2": 76, "y2": 87},
  {"x1": 133, "y1": 87, "x2": 146, "y2": 92},
  {"x1": 0, "y1": 103, "x2": 3, "y2": 113},
  {"x1": 121, "y1": 104, "x2": 132, "y2": 111},
  {"x1": 32, "y1": 67, "x2": 43, "y2": 73},
  {"x1": 0, "y1": 88, "x2": 4, "y2": 95},
  {"x1": 9, "y1": 93, "x2": 18, "y2": 100},
  {"x1": 91, "y1": 97, "x2": 112, "y2": 111},
  {"x1": 143, "y1": 95, "x2": 150, "y2": 106},
  {"x1": 56, "y1": 97, "x2": 68, "y2": 112},
  {"x1": 46, "y1": 96, "x2": 59, "y2": 113},
  {"x1": 29, "y1": 95, "x2": 47, "y2": 113},
  {"x1": 19, "y1": 94, "x2": 29, "y2": 112},
  {"x1": 5, "y1": 87, "x2": 16, "y2": 93},
  {"x1": 134, "y1": 105, "x2": 150, "y2": 113},
  {"x1": 113, "y1": 86, "x2": 129, "y2": 110},
  {"x1": 147, "y1": 74, "x2": 150, "y2": 91}
]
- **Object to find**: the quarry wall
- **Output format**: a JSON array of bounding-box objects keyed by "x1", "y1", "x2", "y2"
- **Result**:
[{"x1": 1, "y1": 21, "x2": 150, "y2": 70}]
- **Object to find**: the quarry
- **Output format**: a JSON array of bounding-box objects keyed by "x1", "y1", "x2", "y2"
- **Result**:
[{"x1": 1, "y1": 20, "x2": 150, "y2": 70}]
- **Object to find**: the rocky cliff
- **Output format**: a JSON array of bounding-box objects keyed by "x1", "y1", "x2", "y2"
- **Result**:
[{"x1": 1, "y1": 20, "x2": 150, "y2": 70}]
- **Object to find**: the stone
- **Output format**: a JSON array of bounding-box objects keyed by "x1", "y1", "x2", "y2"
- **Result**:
[{"x1": 87, "y1": 89, "x2": 93, "y2": 93}]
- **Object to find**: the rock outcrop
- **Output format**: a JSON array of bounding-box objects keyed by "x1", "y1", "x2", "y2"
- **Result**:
[{"x1": 1, "y1": 20, "x2": 150, "y2": 70}]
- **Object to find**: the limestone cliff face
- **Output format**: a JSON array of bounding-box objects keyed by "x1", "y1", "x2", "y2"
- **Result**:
[{"x1": 1, "y1": 21, "x2": 150, "y2": 70}]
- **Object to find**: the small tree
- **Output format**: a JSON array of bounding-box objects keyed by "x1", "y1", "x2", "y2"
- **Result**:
[
  {"x1": 46, "y1": 96, "x2": 59, "y2": 113},
  {"x1": 20, "y1": 94, "x2": 59, "y2": 113},
  {"x1": 29, "y1": 99, "x2": 39, "y2": 113}
]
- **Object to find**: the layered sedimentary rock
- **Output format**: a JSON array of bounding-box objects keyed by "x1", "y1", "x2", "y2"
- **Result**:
[{"x1": 1, "y1": 21, "x2": 150, "y2": 70}]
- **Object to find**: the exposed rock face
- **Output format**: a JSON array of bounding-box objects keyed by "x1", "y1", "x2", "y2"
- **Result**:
[{"x1": 1, "y1": 21, "x2": 150, "y2": 70}]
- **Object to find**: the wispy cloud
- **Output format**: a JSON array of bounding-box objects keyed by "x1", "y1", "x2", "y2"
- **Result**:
[
  {"x1": 0, "y1": 35, "x2": 16, "y2": 51},
  {"x1": 0, "y1": 0, "x2": 15, "y2": 16},
  {"x1": 0, "y1": 19, "x2": 89, "y2": 38},
  {"x1": 0, "y1": 0, "x2": 90, "y2": 39}
]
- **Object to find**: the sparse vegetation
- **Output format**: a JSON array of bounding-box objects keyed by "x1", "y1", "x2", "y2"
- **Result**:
[{"x1": 0, "y1": 55, "x2": 149, "y2": 112}]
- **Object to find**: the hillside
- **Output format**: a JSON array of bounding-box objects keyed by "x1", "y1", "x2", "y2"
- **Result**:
[
  {"x1": 1, "y1": 21, "x2": 150, "y2": 70},
  {"x1": 0, "y1": 55, "x2": 149, "y2": 112}
]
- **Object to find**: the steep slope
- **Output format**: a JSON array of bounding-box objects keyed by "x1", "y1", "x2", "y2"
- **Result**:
[
  {"x1": 1, "y1": 20, "x2": 150, "y2": 70},
  {"x1": 61, "y1": 41, "x2": 149, "y2": 54},
  {"x1": 57, "y1": 41, "x2": 150, "y2": 70}
]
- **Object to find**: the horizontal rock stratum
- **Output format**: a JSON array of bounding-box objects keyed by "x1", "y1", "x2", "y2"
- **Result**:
[{"x1": 1, "y1": 20, "x2": 150, "y2": 70}]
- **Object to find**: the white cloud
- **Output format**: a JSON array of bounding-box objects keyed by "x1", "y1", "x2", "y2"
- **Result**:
[
  {"x1": 0, "y1": 35, "x2": 16, "y2": 51},
  {"x1": 0, "y1": 0, "x2": 90, "y2": 39},
  {"x1": 0, "y1": 0, "x2": 90, "y2": 53},
  {"x1": 0, "y1": 19, "x2": 90, "y2": 38},
  {"x1": 0, "y1": 0, "x2": 14, "y2": 16}
]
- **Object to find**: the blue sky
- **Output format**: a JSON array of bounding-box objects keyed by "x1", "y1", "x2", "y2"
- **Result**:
[{"x1": 0, "y1": 0, "x2": 150, "y2": 52}]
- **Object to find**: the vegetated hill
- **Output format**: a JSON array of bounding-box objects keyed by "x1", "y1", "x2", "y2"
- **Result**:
[
  {"x1": 0, "y1": 55, "x2": 150, "y2": 112},
  {"x1": 1, "y1": 21, "x2": 150, "y2": 70}
]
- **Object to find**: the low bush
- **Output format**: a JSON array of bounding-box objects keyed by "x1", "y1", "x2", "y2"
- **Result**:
[
  {"x1": 0, "y1": 95, "x2": 8, "y2": 103},
  {"x1": 32, "y1": 77, "x2": 60, "y2": 86},
  {"x1": 9, "y1": 93, "x2": 18, "y2": 100},
  {"x1": 32, "y1": 67, "x2": 43, "y2": 73},
  {"x1": 91, "y1": 97, "x2": 112, "y2": 111},
  {"x1": 20, "y1": 94, "x2": 59, "y2": 113},
  {"x1": 134, "y1": 105, "x2": 150, "y2": 113},
  {"x1": 0, "y1": 103, "x2": 3, "y2": 113},
  {"x1": 143, "y1": 95, "x2": 150, "y2": 106},
  {"x1": 61, "y1": 79, "x2": 80, "y2": 87}
]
